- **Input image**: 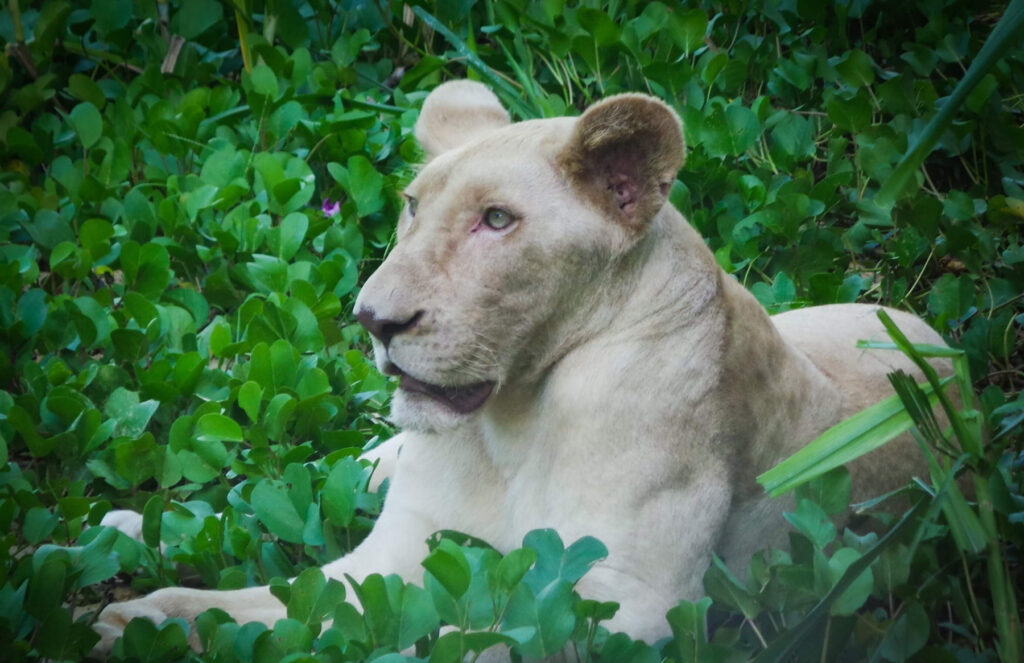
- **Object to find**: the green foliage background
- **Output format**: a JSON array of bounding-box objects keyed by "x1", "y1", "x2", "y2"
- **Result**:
[{"x1": 0, "y1": 0, "x2": 1022, "y2": 661}]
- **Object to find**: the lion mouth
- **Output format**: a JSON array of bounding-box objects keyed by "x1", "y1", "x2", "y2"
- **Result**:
[{"x1": 385, "y1": 362, "x2": 494, "y2": 414}]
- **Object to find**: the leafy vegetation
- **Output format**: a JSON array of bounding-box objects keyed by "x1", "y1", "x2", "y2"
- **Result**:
[{"x1": 0, "y1": 0, "x2": 1022, "y2": 661}]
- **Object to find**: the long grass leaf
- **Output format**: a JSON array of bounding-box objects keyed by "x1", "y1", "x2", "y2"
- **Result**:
[
  {"x1": 916, "y1": 440, "x2": 987, "y2": 554},
  {"x1": 758, "y1": 378, "x2": 949, "y2": 497},
  {"x1": 855, "y1": 340, "x2": 964, "y2": 358}
]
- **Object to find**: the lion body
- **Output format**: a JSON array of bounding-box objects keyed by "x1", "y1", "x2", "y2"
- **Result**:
[{"x1": 95, "y1": 81, "x2": 945, "y2": 650}]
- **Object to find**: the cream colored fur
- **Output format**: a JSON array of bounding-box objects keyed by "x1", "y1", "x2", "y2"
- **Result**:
[{"x1": 94, "y1": 81, "x2": 946, "y2": 654}]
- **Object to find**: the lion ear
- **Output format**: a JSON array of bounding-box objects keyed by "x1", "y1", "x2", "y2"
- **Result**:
[
  {"x1": 559, "y1": 94, "x2": 684, "y2": 230},
  {"x1": 415, "y1": 80, "x2": 511, "y2": 161}
]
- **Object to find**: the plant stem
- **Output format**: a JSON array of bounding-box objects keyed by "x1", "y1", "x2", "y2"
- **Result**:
[
  {"x1": 819, "y1": 616, "x2": 831, "y2": 663},
  {"x1": 235, "y1": 6, "x2": 253, "y2": 73},
  {"x1": 974, "y1": 476, "x2": 1022, "y2": 662}
]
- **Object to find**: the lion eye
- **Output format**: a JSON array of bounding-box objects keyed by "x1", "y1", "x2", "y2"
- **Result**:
[
  {"x1": 483, "y1": 208, "x2": 514, "y2": 230},
  {"x1": 406, "y1": 196, "x2": 418, "y2": 217}
]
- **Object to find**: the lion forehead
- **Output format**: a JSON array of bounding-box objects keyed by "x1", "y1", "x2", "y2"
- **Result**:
[{"x1": 409, "y1": 117, "x2": 577, "y2": 195}]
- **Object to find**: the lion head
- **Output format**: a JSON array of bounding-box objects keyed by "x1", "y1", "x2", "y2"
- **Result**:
[{"x1": 354, "y1": 81, "x2": 685, "y2": 432}]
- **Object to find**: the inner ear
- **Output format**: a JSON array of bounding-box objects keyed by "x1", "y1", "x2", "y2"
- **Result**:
[
  {"x1": 415, "y1": 80, "x2": 511, "y2": 161},
  {"x1": 559, "y1": 95, "x2": 684, "y2": 230},
  {"x1": 601, "y1": 147, "x2": 646, "y2": 216}
]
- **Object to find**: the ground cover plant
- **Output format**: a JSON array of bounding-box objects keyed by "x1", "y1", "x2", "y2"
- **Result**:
[{"x1": 0, "y1": 0, "x2": 1022, "y2": 661}]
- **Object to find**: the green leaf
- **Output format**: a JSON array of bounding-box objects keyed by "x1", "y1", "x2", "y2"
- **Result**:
[
  {"x1": 172, "y1": 0, "x2": 223, "y2": 39},
  {"x1": 73, "y1": 296, "x2": 110, "y2": 347},
  {"x1": 131, "y1": 244, "x2": 171, "y2": 299},
  {"x1": 703, "y1": 554, "x2": 760, "y2": 619},
  {"x1": 702, "y1": 102, "x2": 760, "y2": 157},
  {"x1": 834, "y1": 49, "x2": 876, "y2": 88},
  {"x1": 276, "y1": 212, "x2": 308, "y2": 261},
  {"x1": 827, "y1": 547, "x2": 873, "y2": 615},
  {"x1": 784, "y1": 498, "x2": 836, "y2": 548},
  {"x1": 771, "y1": 113, "x2": 815, "y2": 161},
  {"x1": 17, "y1": 289, "x2": 47, "y2": 335},
  {"x1": 577, "y1": 8, "x2": 620, "y2": 47},
  {"x1": 69, "y1": 102, "x2": 102, "y2": 149},
  {"x1": 503, "y1": 581, "x2": 575, "y2": 658},
  {"x1": 493, "y1": 548, "x2": 537, "y2": 593},
  {"x1": 344, "y1": 156, "x2": 384, "y2": 218},
  {"x1": 251, "y1": 479, "x2": 306, "y2": 543},
  {"x1": 295, "y1": 366, "x2": 330, "y2": 400},
  {"x1": 27, "y1": 554, "x2": 69, "y2": 619},
  {"x1": 195, "y1": 413, "x2": 243, "y2": 443},
  {"x1": 398, "y1": 584, "x2": 440, "y2": 650},
  {"x1": 826, "y1": 88, "x2": 872, "y2": 132},
  {"x1": 263, "y1": 393, "x2": 296, "y2": 443},
  {"x1": 23, "y1": 507, "x2": 59, "y2": 545},
  {"x1": 794, "y1": 467, "x2": 851, "y2": 516},
  {"x1": 103, "y1": 388, "x2": 159, "y2": 439},
  {"x1": 208, "y1": 319, "x2": 231, "y2": 357},
  {"x1": 172, "y1": 351, "x2": 204, "y2": 394},
  {"x1": 966, "y1": 73, "x2": 999, "y2": 112},
  {"x1": 68, "y1": 73, "x2": 105, "y2": 108},
  {"x1": 185, "y1": 184, "x2": 219, "y2": 221},
  {"x1": 247, "y1": 254, "x2": 288, "y2": 293},
  {"x1": 422, "y1": 539, "x2": 472, "y2": 599},
  {"x1": 123, "y1": 292, "x2": 159, "y2": 328},
  {"x1": 664, "y1": 597, "x2": 715, "y2": 663},
  {"x1": 879, "y1": 601, "x2": 929, "y2": 661},
  {"x1": 287, "y1": 568, "x2": 347, "y2": 627},
  {"x1": 122, "y1": 617, "x2": 190, "y2": 662},
  {"x1": 142, "y1": 494, "x2": 163, "y2": 548},
  {"x1": 926, "y1": 273, "x2": 974, "y2": 324},
  {"x1": 238, "y1": 381, "x2": 262, "y2": 423},
  {"x1": 738, "y1": 174, "x2": 767, "y2": 210},
  {"x1": 560, "y1": 535, "x2": 608, "y2": 582},
  {"x1": 248, "y1": 64, "x2": 279, "y2": 98},
  {"x1": 321, "y1": 456, "x2": 363, "y2": 527},
  {"x1": 430, "y1": 630, "x2": 520, "y2": 662},
  {"x1": 670, "y1": 9, "x2": 708, "y2": 55}
]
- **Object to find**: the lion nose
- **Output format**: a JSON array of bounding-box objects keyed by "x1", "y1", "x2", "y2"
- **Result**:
[{"x1": 355, "y1": 307, "x2": 423, "y2": 348}]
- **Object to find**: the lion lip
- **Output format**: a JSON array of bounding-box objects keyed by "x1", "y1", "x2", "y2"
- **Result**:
[{"x1": 386, "y1": 362, "x2": 494, "y2": 414}]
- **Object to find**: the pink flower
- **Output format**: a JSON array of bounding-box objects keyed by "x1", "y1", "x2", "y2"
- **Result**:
[{"x1": 322, "y1": 198, "x2": 340, "y2": 217}]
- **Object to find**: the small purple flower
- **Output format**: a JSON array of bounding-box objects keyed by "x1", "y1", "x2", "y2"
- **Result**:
[{"x1": 322, "y1": 198, "x2": 341, "y2": 217}]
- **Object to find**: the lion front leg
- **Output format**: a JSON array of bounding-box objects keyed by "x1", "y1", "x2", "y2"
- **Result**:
[{"x1": 568, "y1": 476, "x2": 734, "y2": 643}]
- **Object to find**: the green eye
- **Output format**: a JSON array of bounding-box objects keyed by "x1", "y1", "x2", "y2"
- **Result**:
[{"x1": 483, "y1": 208, "x2": 514, "y2": 230}]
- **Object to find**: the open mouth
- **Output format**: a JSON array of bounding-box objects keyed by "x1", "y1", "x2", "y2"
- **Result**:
[{"x1": 385, "y1": 362, "x2": 494, "y2": 414}]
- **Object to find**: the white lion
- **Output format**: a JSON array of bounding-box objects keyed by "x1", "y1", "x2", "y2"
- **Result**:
[{"x1": 95, "y1": 81, "x2": 944, "y2": 653}]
